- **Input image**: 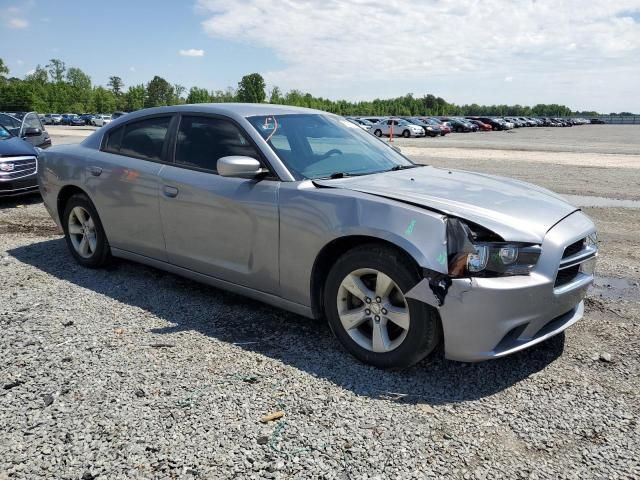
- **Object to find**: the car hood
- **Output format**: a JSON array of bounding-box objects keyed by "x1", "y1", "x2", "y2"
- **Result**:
[
  {"x1": 314, "y1": 166, "x2": 578, "y2": 243},
  {"x1": 0, "y1": 136, "x2": 38, "y2": 157}
]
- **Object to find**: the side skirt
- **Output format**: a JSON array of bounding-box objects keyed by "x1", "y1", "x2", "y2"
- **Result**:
[{"x1": 111, "y1": 247, "x2": 314, "y2": 319}]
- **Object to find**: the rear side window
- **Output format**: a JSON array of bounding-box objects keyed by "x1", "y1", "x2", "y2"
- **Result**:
[
  {"x1": 103, "y1": 117, "x2": 171, "y2": 161},
  {"x1": 175, "y1": 116, "x2": 259, "y2": 172},
  {"x1": 24, "y1": 113, "x2": 43, "y2": 130}
]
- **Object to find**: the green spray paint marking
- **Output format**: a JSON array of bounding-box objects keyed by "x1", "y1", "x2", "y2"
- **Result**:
[
  {"x1": 437, "y1": 252, "x2": 447, "y2": 266},
  {"x1": 405, "y1": 220, "x2": 416, "y2": 235}
]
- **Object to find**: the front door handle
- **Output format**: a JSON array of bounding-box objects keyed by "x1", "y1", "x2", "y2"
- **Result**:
[
  {"x1": 87, "y1": 166, "x2": 102, "y2": 176},
  {"x1": 163, "y1": 185, "x2": 179, "y2": 198}
]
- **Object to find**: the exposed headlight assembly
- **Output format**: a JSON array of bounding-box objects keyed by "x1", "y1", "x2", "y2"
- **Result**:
[{"x1": 446, "y1": 218, "x2": 541, "y2": 277}]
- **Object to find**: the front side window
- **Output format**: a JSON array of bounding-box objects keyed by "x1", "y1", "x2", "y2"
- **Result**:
[
  {"x1": 175, "y1": 116, "x2": 259, "y2": 172},
  {"x1": 247, "y1": 114, "x2": 414, "y2": 180},
  {"x1": 107, "y1": 117, "x2": 171, "y2": 161},
  {"x1": 24, "y1": 113, "x2": 43, "y2": 130}
]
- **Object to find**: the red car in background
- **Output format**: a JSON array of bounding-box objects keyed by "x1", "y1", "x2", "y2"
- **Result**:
[{"x1": 469, "y1": 119, "x2": 492, "y2": 131}]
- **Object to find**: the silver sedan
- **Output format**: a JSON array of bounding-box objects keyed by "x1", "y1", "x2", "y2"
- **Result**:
[{"x1": 38, "y1": 104, "x2": 597, "y2": 368}]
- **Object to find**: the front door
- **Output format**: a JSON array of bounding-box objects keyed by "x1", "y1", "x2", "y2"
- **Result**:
[{"x1": 158, "y1": 114, "x2": 280, "y2": 293}]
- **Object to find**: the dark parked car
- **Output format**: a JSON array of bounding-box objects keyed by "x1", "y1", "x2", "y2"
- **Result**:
[
  {"x1": 443, "y1": 118, "x2": 473, "y2": 133},
  {"x1": 64, "y1": 115, "x2": 86, "y2": 126},
  {"x1": 474, "y1": 117, "x2": 508, "y2": 130},
  {"x1": 0, "y1": 124, "x2": 40, "y2": 197},
  {"x1": 0, "y1": 112, "x2": 51, "y2": 149},
  {"x1": 590, "y1": 118, "x2": 606, "y2": 124},
  {"x1": 406, "y1": 118, "x2": 441, "y2": 137}
]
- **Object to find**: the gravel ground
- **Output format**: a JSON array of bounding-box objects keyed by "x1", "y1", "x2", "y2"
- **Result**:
[{"x1": 1, "y1": 128, "x2": 639, "y2": 479}]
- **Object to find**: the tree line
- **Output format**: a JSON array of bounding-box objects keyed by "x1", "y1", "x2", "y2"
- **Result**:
[{"x1": 0, "y1": 57, "x2": 602, "y2": 117}]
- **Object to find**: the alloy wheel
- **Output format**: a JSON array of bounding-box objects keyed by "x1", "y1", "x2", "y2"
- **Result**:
[
  {"x1": 67, "y1": 206, "x2": 97, "y2": 258},
  {"x1": 337, "y1": 268, "x2": 410, "y2": 353}
]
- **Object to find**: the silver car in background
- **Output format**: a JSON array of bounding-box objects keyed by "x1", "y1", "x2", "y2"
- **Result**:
[
  {"x1": 371, "y1": 118, "x2": 426, "y2": 138},
  {"x1": 38, "y1": 104, "x2": 597, "y2": 368}
]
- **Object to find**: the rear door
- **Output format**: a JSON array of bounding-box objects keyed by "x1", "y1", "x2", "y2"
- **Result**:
[
  {"x1": 158, "y1": 114, "x2": 280, "y2": 293},
  {"x1": 87, "y1": 114, "x2": 174, "y2": 261}
]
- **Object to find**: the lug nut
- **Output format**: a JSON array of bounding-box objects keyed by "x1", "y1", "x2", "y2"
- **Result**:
[
  {"x1": 374, "y1": 315, "x2": 380, "y2": 322},
  {"x1": 365, "y1": 309, "x2": 371, "y2": 315},
  {"x1": 375, "y1": 296, "x2": 382, "y2": 303},
  {"x1": 381, "y1": 308, "x2": 387, "y2": 315},
  {"x1": 365, "y1": 297, "x2": 371, "y2": 304}
]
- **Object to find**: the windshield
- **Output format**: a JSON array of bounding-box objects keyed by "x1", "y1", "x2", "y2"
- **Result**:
[
  {"x1": 247, "y1": 114, "x2": 414, "y2": 180},
  {"x1": 0, "y1": 125, "x2": 11, "y2": 139}
]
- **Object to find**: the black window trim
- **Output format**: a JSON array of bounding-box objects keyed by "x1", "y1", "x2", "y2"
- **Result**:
[
  {"x1": 168, "y1": 112, "x2": 280, "y2": 180},
  {"x1": 99, "y1": 113, "x2": 177, "y2": 165}
]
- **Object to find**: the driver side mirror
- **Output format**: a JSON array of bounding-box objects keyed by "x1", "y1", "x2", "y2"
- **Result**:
[
  {"x1": 23, "y1": 127, "x2": 42, "y2": 137},
  {"x1": 217, "y1": 156, "x2": 264, "y2": 179}
]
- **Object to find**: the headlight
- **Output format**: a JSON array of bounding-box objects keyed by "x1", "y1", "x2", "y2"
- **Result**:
[
  {"x1": 34, "y1": 147, "x2": 43, "y2": 155},
  {"x1": 426, "y1": 126, "x2": 433, "y2": 130},
  {"x1": 447, "y1": 218, "x2": 541, "y2": 277}
]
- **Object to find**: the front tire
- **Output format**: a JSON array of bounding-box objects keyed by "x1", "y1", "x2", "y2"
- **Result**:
[
  {"x1": 324, "y1": 245, "x2": 441, "y2": 368},
  {"x1": 62, "y1": 193, "x2": 111, "y2": 268},
  {"x1": 402, "y1": 129, "x2": 411, "y2": 138}
]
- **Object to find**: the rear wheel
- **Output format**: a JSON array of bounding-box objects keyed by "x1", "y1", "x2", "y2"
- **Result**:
[
  {"x1": 62, "y1": 193, "x2": 111, "y2": 268},
  {"x1": 374, "y1": 129, "x2": 382, "y2": 137},
  {"x1": 324, "y1": 245, "x2": 441, "y2": 368}
]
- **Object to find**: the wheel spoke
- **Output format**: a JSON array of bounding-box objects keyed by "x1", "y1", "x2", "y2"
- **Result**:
[
  {"x1": 87, "y1": 233, "x2": 97, "y2": 253},
  {"x1": 372, "y1": 321, "x2": 391, "y2": 353},
  {"x1": 73, "y1": 207, "x2": 86, "y2": 225},
  {"x1": 375, "y1": 272, "x2": 395, "y2": 299},
  {"x1": 384, "y1": 304, "x2": 410, "y2": 331},
  {"x1": 342, "y1": 274, "x2": 373, "y2": 302},
  {"x1": 86, "y1": 217, "x2": 95, "y2": 230},
  {"x1": 339, "y1": 308, "x2": 367, "y2": 331},
  {"x1": 68, "y1": 224, "x2": 83, "y2": 235},
  {"x1": 79, "y1": 236, "x2": 90, "y2": 256}
]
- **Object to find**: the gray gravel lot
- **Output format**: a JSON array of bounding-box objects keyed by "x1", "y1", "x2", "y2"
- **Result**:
[{"x1": 1, "y1": 127, "x2": 639, "y2": 479}]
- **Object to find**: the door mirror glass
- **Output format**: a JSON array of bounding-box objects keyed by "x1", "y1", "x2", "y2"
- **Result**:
[{"x1": 217, "y1": 156, "x2": 263, "y2": 178}]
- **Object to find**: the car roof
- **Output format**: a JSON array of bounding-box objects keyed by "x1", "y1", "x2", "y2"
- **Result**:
[{"x1": 124, "y1": 103, "x2": 324, "y2": 119}]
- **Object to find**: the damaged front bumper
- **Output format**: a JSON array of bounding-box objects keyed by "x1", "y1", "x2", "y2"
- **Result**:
[{"x1": 406, "y1": 211, "x2": 597, "y2": 362}]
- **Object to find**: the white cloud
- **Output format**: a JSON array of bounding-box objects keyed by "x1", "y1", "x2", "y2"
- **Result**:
[
  {"x1": 179, "y1": 48, "x2": 205, "y2": 57},
  {"x1": 504, "y1": 76, "x2": 513, "y2": 82},
  {"x1": 196, "y1": 0, "x2": 640, "y2": 111},
  {"x1": 7, "y1": 17, "x2": 28, "y2": 29},
  {"x1": 16, "y1": 59, "x2": 24, "y2": 65},
  {"x1": 129, "y1": 66, "x2": 136, "y2": 72}
]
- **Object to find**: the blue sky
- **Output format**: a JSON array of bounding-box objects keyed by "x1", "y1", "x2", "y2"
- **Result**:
[{"x1": 2, "y1": 0, "x2": 640, "y2": 112}]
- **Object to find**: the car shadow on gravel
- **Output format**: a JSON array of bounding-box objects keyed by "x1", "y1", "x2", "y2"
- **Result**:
[
  {"x1": 10, "y1": 238, "x2": 565, "y2": 406},
  {"x1": 0, "y1": 193, "x2": 42, "y2": 209}
]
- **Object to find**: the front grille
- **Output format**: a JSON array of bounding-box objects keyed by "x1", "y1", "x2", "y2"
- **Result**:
[
  {"x1": 555, "y1": 265, "x2": 580, "y2": 287},
  {"x1": 0, "y1": 157, "x2": 37, "y2": 181},
  {"x1": 563, "y1": 239, "x2": 584, "y2": 259},
  {"x1": 554, "y1": 236, "x2": 596, "y2": 289}
]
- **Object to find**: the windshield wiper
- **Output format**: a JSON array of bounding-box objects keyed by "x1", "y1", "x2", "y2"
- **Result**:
[{"x1": 389, "y1": 164, "x2": 421, "y2": 171}]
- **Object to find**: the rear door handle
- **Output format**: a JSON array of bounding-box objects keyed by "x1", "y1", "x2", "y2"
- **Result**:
[
  {"x1": 87, "y1": 166, "x2": 102, "y2": 176},
  {"x1": 163, "y1": 185, "x2": 179, "y2": 198}
]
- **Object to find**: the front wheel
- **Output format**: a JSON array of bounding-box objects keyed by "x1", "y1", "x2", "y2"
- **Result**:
[
  {"x1": 402, "y1": 129, "x2": 411, "y2": 138},
  {"x1": 324, "y1": 245, "x2": 441, "y2": 368},
  {"x1": 62, "y1": 193, "x2": 111, "y2": 268}
]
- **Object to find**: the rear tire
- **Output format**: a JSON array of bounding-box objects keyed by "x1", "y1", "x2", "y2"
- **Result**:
[
  {"x1": 374, "y1": 129, "x2": 382, "y2": 137},
  {"x1": 62, "y1": 193, "x2": 111, "y2": 268},
  {"x1": 324, "y1": 244, "x2": 441, "y2": 368}
]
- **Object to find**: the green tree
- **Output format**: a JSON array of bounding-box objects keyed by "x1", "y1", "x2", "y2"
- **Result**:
[
  {"x1": 92, "y1": 86, "x2": 116, "y2": 113},
  {"x1": 0, "y1": 58, "x2": 8, "y2": 81},
  {"x1": 46, "y1": 58, "x2": 66, "y2": 83},
  {"x1": 236, "y1": 73, "x2": 266, "y2": 103},
  {"x1": 186, "y1": 86, "x2": 210, "y2": 104},
  {"x1": 125, "y1": 84, "x2": 145, "y2": 111},
  {"x1": 172, "y1": 83, "x2": 186, "y2": 104},
  {"x1": 25, "y1": 65, "x2": 48, "y2": 85},
  {"x1": 108, "y1": 76, "x2": 124, "y2": 95},
  {"x1": 145, "y1": 75, "x2": 173, "y2": 107},
  {"x1": 269, "y1": 86, "x2": 282, "y2": 104}
]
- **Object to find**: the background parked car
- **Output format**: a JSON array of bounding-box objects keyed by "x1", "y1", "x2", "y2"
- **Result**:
[
  {"x1": 0, "y1": 112, "x2": 51, "y2": 149},
  {"x1": 468, "y1": 119, "x2": 492, "y2": 131},
  {"x1": 442, "y1": 118, "x2": 474, "y2": 133},
  {"x1": 0, "y1": 123, "x2": 41, "y2": 197},
  {"x1": 371, "y1": 118, "x2": 426, "y2": 138},
  {"x1": 92, "y1": 114, "x2": 112, "y2": 127},
  {"x1": 406, "y1": 118, "x2": 440, "y2": 137},
  {"x1": 111, "y1": 111, "x2": 127, "y2": 120},
  {"x1": 590, "y1": 118, "x2": 606, "y2": 124}
]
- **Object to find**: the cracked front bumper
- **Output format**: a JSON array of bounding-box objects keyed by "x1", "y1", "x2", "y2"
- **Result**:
[{"x1": 407, "y1": 211, "x2": 596, "y2": 362}]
